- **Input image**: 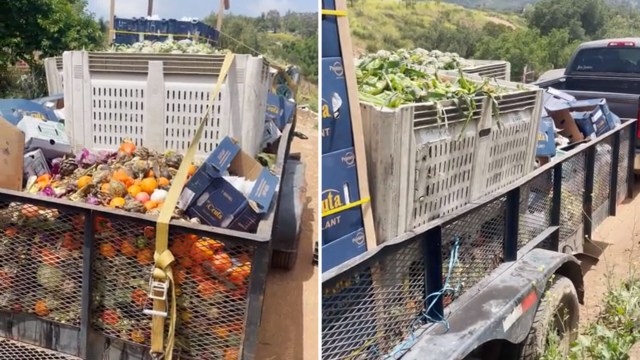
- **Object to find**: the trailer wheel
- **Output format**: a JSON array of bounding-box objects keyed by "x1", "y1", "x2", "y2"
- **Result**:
[{"x1": 519, "y1": 275, "x2": 579, "y2": 360}]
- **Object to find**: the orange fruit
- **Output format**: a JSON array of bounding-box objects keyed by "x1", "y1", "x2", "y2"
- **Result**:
[
  {"x1": 227, "y1": 265, "x2": 250, "y2": 286},
  {"x1": 100, "y1": 183, "x2": 110, "y2": 193},
  {"x1": 61, "y1": 232, "x2": 81, "y2": 251},
  {"x1": 157, "y1": 177, "x2": 170, "y2": 187},
  {"x1": 40, "y1": 248, "x2": 61, "y2": 266},
  {"x1": 143, "y1": 200, "x2": 159, "y2": 211},
  {"x1": 109, "y1": 197, "x2": 126, "y2": 208},
  {"x1": 130, "y1": 329, "x2": 145, "y2": 344},
  {"x1": 77, "y1": 175, "x2": 92, "y2": 188},
  {"x1": 34, "y1": 300, "x2": 50, "y2": 317},
  {"x1": 178, "y1": 256, "x2": 194, "y2": 269},
  {"x1": 140, "y1": 178, "x2": 158, "y2": 194},
  {"x1": 137, "y1": 248, "x2": 154, "y2": 265},
  {"x1": 197, "y1": 280, "x2": 221, "y2": 298},
  {"x1": 101, "y1": 309, "x2": 120, "y2": 326},
  {"x1": 211, "y1": 252, "x2": 233, "y2": 273},
  {"x1": 99, "y1": 243, "x2": 117, "y2": 258},
  {"x1": 127, "y1": 185, "x2": 142, "y2": 197},
  {"x1": 119, "y1": 141, "x2": 136, "y2": 155},
  {"x1": 213, "y1": 325, "x2": 229, "y2": 339},
  {"x1": 120, "y1": 239, "x2": 137, "y2": 258},
  {"x1": 187, "y1": 164, "x2": 197, "y2": 177},
  {"x1": 190, "y1": 239, "x2": 217, "y2": 264},
  {"x1": 224, "y1": 348, "x2": 239, "y2": 360},
  {"x1": 131, "y1": 288, "x2": 147, "y2": 307},
  {"x1": 4, "y1": 227, "x2": 17, "y2": 238},
  {"x1": 36, "y1": 174, "x2": 52, "y2": 184}
]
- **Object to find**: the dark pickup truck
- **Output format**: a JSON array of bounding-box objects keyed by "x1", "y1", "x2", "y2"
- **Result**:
[{"x1": 535, "y1": 37, "x2": 640, "y2": 172}]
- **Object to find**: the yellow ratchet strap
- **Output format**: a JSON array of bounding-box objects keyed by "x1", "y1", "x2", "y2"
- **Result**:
[
  {"x1": 322, "y1": 9, "x2": 348, "y2": 16},
  {"x1": 321, "y1": 197, "x2": 371, "y2": 218},
  {"x1": 150, "y1": 52, "x2": 235, "y2": 359}
]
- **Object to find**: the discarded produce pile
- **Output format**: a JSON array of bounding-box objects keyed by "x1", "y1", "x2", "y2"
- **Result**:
[
  {"x1": 24, "y1": 140, "x2": 193, "y2": 218},
  {"x1": 355, "y1": 49, "x2": 508, "y2": 109},
  {"x1": 110, "y1": 39, "x2": 229, "y2": 55}
]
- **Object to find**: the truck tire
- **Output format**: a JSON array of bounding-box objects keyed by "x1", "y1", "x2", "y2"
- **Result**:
[{"x1": 518, "y1": 275, "x2": 579, "y2": 360}]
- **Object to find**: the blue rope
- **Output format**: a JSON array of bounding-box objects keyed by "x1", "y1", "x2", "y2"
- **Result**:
[{"x1": 383, "y1": 236, "x2": 462, "y2": 359}]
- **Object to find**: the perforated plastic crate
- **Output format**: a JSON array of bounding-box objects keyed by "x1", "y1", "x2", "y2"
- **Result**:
[
  {"x1": 44, "y1": 57, "x2": 64, "y2": 96},
  {"x1": 361, "y1": 76, "x2": 542, "y2": 243},
  {"x1": 463, "y1": 60, "x2": 511, "y2": 81},
  {"x1": 62, "y1": 51, "x2": 270, "y2": 158}
]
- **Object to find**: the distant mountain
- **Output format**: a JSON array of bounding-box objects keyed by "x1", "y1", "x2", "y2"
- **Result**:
[{"x1": 441, "y1": 0, "x2": 640, "y2": 11}]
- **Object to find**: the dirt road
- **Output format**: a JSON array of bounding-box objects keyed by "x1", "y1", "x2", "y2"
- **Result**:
[
  {"x1": 256, "y1": 109, "x2": 319, "y2": 359},
  {"x1": 579, "y1": 184, "x2": 640, "y2": 328}
]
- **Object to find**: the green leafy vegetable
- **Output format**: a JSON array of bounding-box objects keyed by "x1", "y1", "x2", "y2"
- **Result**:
[
  {"x1": 110, "y1": 39, "x2": 230, "y2": 55},
  {"x1": 356, "y1": 49, "x2": 511, "y2": 134}
]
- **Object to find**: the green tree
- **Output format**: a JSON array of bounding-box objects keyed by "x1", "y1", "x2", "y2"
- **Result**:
[
  {"x1": 266, "y1": 9, "x2": 281, "y2": 33},
  {"x1": 525, "y1": 0, "x2": 606, "y2": 41},
  {"x1": 0, "y1": 0, "x2": 104, "y2": 68}
]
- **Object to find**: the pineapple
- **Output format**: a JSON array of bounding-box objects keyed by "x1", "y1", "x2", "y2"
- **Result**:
[
  {"x1": 59, "y1": 158, "x2": 78, "y2": 177},
  {"x1": 133, "y1": 146, "x2": 151, "y2": 160}
]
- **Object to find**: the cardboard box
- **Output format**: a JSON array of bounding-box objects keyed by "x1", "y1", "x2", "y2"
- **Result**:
[
  {"x1": 573, "y1": 106, "x2": 609, "y2": 138},
  {"x1": 571, "y1": 98, "x2": 620, "y2": 129},
  {"x1": 536, "y1": 117, "x2": 556, "y2": 157},
  {"x1": 23, "y1": 149, "x2": 50, "y2": 180},
  {"x1": 178, "y1": 137, "x2": 279, "y2": 233},
  {"x1": 322, "y1": 228, "x2": 366, "y2": 272},
  {"x1": 0, "y1": 117, "x2": 25, "y2": 191},
  {"x1": 322, "y1": 0, "x2": 341, "y2": 58},
  {"x1": 542, "y1": 87, "x2": 577, "y2": 118},
  {"x1": 322, "y1": 58, "x2": 354, "y2": 154},
  {"x1": 0, "y1": 99, "x2": 60, "y2": 125},
  {"x1": 16, "y1": 116, "x2": 72, "y2": 159},
  {"x1": 322, "y1": 147, "x2": 364, "y2": 244},
  {"x1": 545, "y1": 102, "x2": 585, "y2": 144},
  {"x1": 265, "y1": 93, "x2": 296, "y2": 131}
]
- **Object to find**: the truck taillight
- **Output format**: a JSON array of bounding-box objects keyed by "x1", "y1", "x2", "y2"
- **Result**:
[{"x1": 608, "y1": 41, "x2": 636, "y2": 47}]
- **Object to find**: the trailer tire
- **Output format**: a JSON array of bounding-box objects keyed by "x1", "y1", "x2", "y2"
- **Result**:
[{"x1": 518, "y1": 275, "x2": 579, "y2": 360}]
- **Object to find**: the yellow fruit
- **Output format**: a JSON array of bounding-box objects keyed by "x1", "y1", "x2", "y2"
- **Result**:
[
  {"x1": 77, "y1": 175, "x2": 92, "y2": 188},
  {"x1": 109, "y1": 197, "x2": 126, "y2": 208},
  {"x1": 127, "y1": 185, "x2": 142, "y2": 197}
]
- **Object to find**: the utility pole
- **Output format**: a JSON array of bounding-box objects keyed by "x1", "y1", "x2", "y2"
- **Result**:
[
  {"x1": 109, "y1": 0, "x2": 115, "y2": 43},
  {"x1": 216, "y1": 0, "x2": 230, "y2": 31},
  {"x1": 147, "y1": 0, "x2": 153, "y2": 16}
]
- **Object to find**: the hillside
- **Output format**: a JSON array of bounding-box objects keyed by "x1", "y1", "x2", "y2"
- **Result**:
[
  {"x1": 442, "y1": 0, "x2": 640, "y2": 11},
  {"x1": 349, "y1": 0, "x2": 524, "y2": 56}
]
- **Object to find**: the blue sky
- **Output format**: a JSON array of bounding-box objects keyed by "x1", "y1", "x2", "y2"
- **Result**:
[{"x1": 87, "y1": 0, "x2": 318, "y2": 20}]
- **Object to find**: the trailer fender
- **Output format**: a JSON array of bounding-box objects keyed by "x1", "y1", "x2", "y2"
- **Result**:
[{"x1": 401, "y1": 248, "x2": 583, "y2": 360}]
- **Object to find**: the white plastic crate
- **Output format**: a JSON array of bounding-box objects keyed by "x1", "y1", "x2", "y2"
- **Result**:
[
  {"x1": 464, "y1": 60, "x2": 511, "y2": 81},
  {"x1": 361, "y1": 76, "x2": 542, "y2": 243},
  {"x1": 44, "y1": 56, "x2": 64, "y2": 95},
  {"x1": 62, "y1": 51, "x2": 270, "y2": 157}
]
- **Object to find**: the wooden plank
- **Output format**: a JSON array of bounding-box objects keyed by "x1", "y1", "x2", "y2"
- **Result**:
[{"x1": 335, "y1": 0, "x2": 377, "y2": 250}]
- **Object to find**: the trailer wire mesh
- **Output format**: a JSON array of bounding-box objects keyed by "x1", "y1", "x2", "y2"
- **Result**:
[
  {"x1": 0, "y1": 338, "x2": 81, "y2": 360},
  {"x1": 321, "y1": 121, "x2": 636, "y2": 360}
]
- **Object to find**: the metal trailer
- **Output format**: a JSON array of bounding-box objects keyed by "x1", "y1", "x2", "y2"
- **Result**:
[
  {"x1": 321, "y1": 116, "x2": 637, "y2": 359},
  {"x1": 0, "y1": 119, "x2": 298, "y2": 359}
]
